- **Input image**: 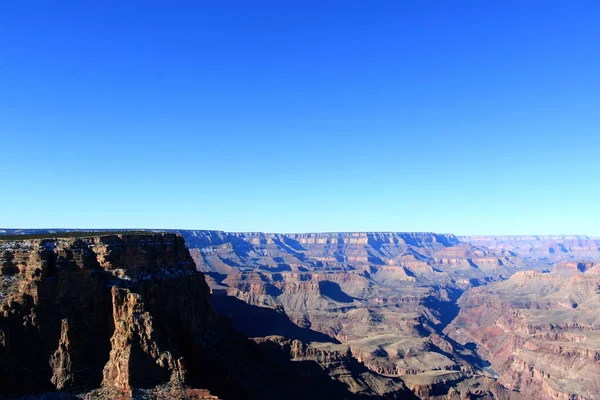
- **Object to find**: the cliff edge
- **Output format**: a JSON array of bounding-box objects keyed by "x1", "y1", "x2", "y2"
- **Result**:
[{"x1": 0, "y1": 233, "x2": 213, "y2": 396}]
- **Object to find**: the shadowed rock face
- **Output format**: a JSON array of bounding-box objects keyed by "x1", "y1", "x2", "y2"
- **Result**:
[{"x1": 0, "y1": 233, "x2": 211, "y2": 395}]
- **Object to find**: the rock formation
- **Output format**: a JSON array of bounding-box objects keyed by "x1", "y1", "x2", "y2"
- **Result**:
[
  {"x1": 0, "y1": 233, "x2": 212, "y2": 396},
  {"x1": 447, "y1": 267, "x2": 600, "y2": 399}
]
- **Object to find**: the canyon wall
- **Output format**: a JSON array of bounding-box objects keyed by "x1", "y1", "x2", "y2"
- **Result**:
[
  {"x1": 447, "y1": 267, "x2": 600, "y2": 400},
  {"x1": 462, "y1": 235, "x2": 600, "y2": 265},
  {"x1": 0, "y1": 233, "x2": 213, "y2": 396},
  {"x1": 175, "y1": 230, "x2": 526, "y2": 399}
]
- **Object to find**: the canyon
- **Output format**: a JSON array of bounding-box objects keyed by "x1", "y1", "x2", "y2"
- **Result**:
[
  {"x1": 447, "y1": 264, "x2": 600, "y2": 399},
  {"x1": 0, "y1": 232, "x2": 413, "y2": 399},
  {"x1": 1, "y1": 230, "x2": 599, "y2": 399}
]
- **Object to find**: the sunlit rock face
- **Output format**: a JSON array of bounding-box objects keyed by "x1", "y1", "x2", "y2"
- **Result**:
[{"x1": 447, "y1": 266, "x2": 600, "y2": 400}]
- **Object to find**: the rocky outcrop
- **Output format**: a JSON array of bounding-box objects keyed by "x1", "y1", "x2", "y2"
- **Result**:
[
  {"x1": 0, "y1": 233, "x2": 213, "y2": 396},
  {"x1": 255, "y1": 336, "x2": 413, "y2": 398},
  {"x1": 102, "y1": 286, "x2": 185, "y2": 391}
]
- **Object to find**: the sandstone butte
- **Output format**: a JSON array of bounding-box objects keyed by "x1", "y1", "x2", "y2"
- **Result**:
[{"x1": 1, "y1": 230, "x2": 600, "y2": 399}]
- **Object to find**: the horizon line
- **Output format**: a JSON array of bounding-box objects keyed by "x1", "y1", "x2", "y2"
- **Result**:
[{"x1": 1, "y1": 228, "x2": 598, "y2": 238}]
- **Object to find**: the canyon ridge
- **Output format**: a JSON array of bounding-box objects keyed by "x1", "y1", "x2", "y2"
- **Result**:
[{"x1": 1, "y1": 230, "x2": 599, "y2": 399}]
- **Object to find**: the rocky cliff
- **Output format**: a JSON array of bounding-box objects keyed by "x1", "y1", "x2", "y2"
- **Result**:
[{"x1": 0, "y1": 233, "x2": 213, "y2": 396}]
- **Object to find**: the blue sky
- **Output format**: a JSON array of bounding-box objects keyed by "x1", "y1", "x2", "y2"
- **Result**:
[{"x1": 1, "y1": 1, "x2": 599, "y2": 234}]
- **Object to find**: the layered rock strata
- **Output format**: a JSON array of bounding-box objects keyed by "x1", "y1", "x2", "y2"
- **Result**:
[
  {"x1": 178, "y1": 231, "x2": 526, "y2": 398},
  {"x1": 446, "y1": 268, "x2": 600, "y2": 399},
  {"x1": 0, "y1": 233, "x2": 212, "y2": 396}
]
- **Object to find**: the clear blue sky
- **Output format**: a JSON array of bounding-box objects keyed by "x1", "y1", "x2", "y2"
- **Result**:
[{"x1": 2, "y1": 1, "x2": 599, "y2": 234}]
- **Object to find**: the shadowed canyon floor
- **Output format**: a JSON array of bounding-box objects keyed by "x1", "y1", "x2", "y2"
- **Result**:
[{"x1": 1, "y1": 230, "x2": 600, "y2": 399}]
